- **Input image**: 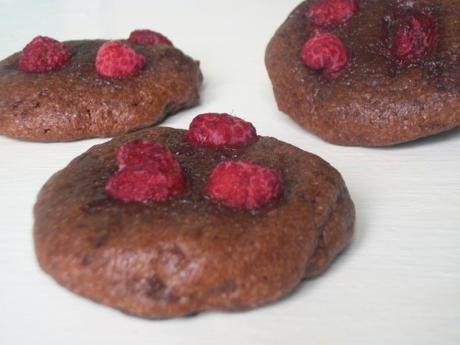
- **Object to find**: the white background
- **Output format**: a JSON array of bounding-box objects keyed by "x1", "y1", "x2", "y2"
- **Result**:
[{"x1": 0, "y1": 0, "x2": 459, "y2": 344}]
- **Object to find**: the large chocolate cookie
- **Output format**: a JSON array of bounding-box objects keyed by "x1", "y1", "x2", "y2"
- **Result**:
[
  {"x1": 34, "y1": 123, "x2": 354, "y2": 319},
  {"x1": 0, "y1": 39, "x2": 201, "y2": 141},
  {"x1": 265, "y1": 0, "x2": 460, "y2": 146}
]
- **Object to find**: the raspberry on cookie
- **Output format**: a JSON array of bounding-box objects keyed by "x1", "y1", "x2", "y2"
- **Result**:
[
  {"x1": 384, "y1": 9, "x2": 439, "y2": 66},
  {"x1": 106, "y1": 140, "x2": 185, "y2": 202},
  {"x1": 206, "y1": 160, "x2": 282, "y2": 210},
  {"x1": 95, "y1": 41, "x2": 145, "y2": 79},
  {"x1": 19, "y1": 36, "x2": 71, "y2": 73},
  {"x1": 307, "y1": 0, "x2": 359, "y2": 28},
  {"x1": 185, "y1": 113, "x2": 257, "y2": 148},
  {"x1": 129, "y1": 29, "x2": 173, "y2": 46},
  {"x1": 301, "y1": 33, "x2": 349, "y2": 79}
]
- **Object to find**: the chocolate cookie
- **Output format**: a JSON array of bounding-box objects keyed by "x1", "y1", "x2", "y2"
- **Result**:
[
  {"x1": 34, "y1": 114, "x2": 354, "y2": 319},
  {"x1": 265, "y1": 0, "x2": 460, "y2": 146},
  {"x1": 0, "y1": 35, "x2": 202, "y2": 141}
]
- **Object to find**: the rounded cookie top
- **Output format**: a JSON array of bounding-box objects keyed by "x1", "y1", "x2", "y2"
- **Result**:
[
  {"x1": 34, "y1": 115, "x2": 354, "y2": 319},
  {"x1": 265, "y1": 0, "x2": 460, "y2": 146},
  {"x1": 0, "y1": 35, "x2": 202, "y2": 141}
]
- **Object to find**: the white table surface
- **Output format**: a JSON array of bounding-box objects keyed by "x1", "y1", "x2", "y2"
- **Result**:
[{"x1": 0, "y1": 0, "x2": 459, "y2": 344}]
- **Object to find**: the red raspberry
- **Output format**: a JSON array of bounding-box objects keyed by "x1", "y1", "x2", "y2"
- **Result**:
[
  {"x1": 129, "y1": 29, "x2": 173, "y2": 46},
  {"x1": 95, "y1": 41, "x2": 145, "y2": 79},
  {"x1": 301, "y1": 33, "x2": 349, "y2": 79},
  {"x1": 19, "y1": 36, "x2": 71, "y2": 73},
  {"x1": 185, "y1": 113, "x2": 257, "y2": 148},
  {"x1": 206, "y1": 160, "x2": 283, "y2": 210},
  {"x1": 390, "y1": 11, "x2": 438, "y2": 65},
  {"x1": 307, "y1": 0, "x2": 359, "y2": 27},
  {"x1": 106, "y1": 166, "x2": 185, "y2": 202},
  {"x1": 116, "y1": 139, "x2": 178, "y2": 170},
  {"x1": 106, "y1": 140, "x2": 185, "y2": 202}
]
